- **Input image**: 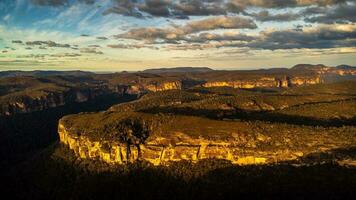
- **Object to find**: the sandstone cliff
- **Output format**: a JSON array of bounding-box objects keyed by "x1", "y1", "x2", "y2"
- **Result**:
[
  {"x1": 0, "y1": 87, "x2": 111, "y2": 116},
  {"x1": 58, "y1": 114, "x2": 355, "y2": 166}
]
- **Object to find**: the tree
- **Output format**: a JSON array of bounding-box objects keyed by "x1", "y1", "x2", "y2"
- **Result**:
[{"x1": 115, "y1": 118, "x2": 151, "y2": 161}]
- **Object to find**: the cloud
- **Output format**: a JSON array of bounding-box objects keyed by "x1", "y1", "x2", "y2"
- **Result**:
[
  {"x1": 104, "y1": 0, "x2": 349, "y2": 18},
  {"x1": 184, "y1": 32, "x2": 256, "y2": 43},
  {"x1": 165, "y1": 0, "x2": 243, "y2": 17},
  {"x1": 303, "y1": 2, "x2": 356, "y2": 24},
  {"x1": 29, "y1": 0, "x2": 352, "y2": 24},
  {"x1": 138, "y1": 0, "x2": 172, "y2": 17},
  {"x1": 51, "y1": 53, "x2": 82, "y2": 57},
  {"x1": 16, "y1": 53, "x2": 82, "y2": 58},
  {"x1": 96, "y1": 36, "x2": 108, "y2": 40},
  {"x1": 31, "y1": 0, "x2": 96, "y2": 6},
  {"x1": 107, "y1": 43, "x2": 158, "y2": 49},
  {"x1": 117, "y1": 16, "x2": 257, "y2": 42},
  {"x1": 249, "y1": 10, "x2": 301, "y2": 22},
  {"x1": 31, "y1": 0, "x2": 68, "y2": 6},
  {"x1": 12, "y1": 40, "x2": 23, "y2": 44},
  {"x1": 80, "y1": 47, "x2": 103, "y2": 54},
  {"x1": 184, "y1": 15, "x2": 257, "y2": 32},
  {"x1": 88, "y1": 44, "x2": 101, "y2": 48},
  {"x1": 105, "y1": 0, "x2": 243, "y2": 18},
  {"x1": 103, "y1": 0, "x2": 144, "y2": 18},
  {"x1": 25, "y1": 40, "x2": 71, "y2": 48},
  {"x1": 231, "y1": 0, "x2": 348, "y2": 8},
  {"x1": 238, "y1": 24, "x2": 356, "y2": 50},
  {"x1": 161, "y1": 24, "x2": 356, "y2": 51}
]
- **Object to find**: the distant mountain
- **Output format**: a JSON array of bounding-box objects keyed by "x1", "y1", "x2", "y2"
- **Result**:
[
  {"x1": 336, "y1": 65, "x2": 356, "y2": 70},
  {"x1": 0, "y1": 70, "x2": 94, "y2": 78},
  {"x1": 291, "y1": 64, "x2": 328, "y2": 70},
  {"x1": 143, "y1": 67, "x2": 214, "y2": 74}
]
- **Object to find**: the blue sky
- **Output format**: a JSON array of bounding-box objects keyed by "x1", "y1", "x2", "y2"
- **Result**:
[{"x1": 0, "y1": 0, "x2": 355, "y2": 71}]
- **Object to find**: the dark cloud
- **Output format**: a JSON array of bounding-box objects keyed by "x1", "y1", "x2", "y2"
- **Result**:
[
  {"x1": 17, "y1": 53, "x2": 82, "y2": 58},
  {"x1": 31, "y1": 0, "x2": 96, "y2": 6},
  {"x1": 231, "y1": 0, "x2": 348, "y2": 8},
  {"x1": 30, "y1": 0, "x2": 352, "y2": 22},
  {"x1": 96, "y1": 36, "x2": 108, "y2": 40},
  {"x1": 236, "y1": 25, "x2": 356, "y2": 50},
  {"x1": 303, "y1": 3, "x2": 356, "y2": 24},
  {"x1": 249, "y1": 10, "x2": 301, "y2": 22},
  {"x1": 103, "y1": 0, "x2": 143, "y2": 18},
  {"x1": 25, "y1": 40, "x2": 71, "y2": 48},
  {"x1": 31, "y1": 0, "x2": 68, "y2": 6},
  {"x1": 51, "y1": 53, "x2": 82, "y2": 57},
  {"x1": 107, "y1": 44, "x2": 158, "y2": 49},
  {"x1": 105, "y1": 0, "x2": 243, "y2": 18},
  {"x1": 171, "y1": 0, "x2": 243, "y2": 17},
  {"x1": 138, "y1": 0, "x2": 172, "y2": 17},
  {"x1": 88, "y1": 44, "x2": 101, "y2": 48},
  {"x1": 12, "y1": 40, "x2": 23, "y2": 44},
  {"x1": 104, "y1": 1, "x2": 349, "y2": 18},
  {"x1": 80, "y1": 47, "x2": 103, "y2": 54}
]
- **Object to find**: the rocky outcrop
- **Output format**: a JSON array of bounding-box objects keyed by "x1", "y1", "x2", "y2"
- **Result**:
[
  {"x1": 58, "y1": 123, "x2": 294, "y2": 166},
  {"x1": 143, "y1": 81, "x2": 182, "y2": 92},
  {"x1": 58, "y1": 115, "x2": 355, "y2": 166},
  {"x1": 202, "y1": 77, "x2": 288, "y2": 88},
  {"x1": 202, "y1": 76, "x2": 322, "y2": 89},
  {"x1": 112, "y1": 81, "x2": 182, "y2": 95},
  {"x1": 290, "y1": 76, "x2": 322, "y2": 86}
]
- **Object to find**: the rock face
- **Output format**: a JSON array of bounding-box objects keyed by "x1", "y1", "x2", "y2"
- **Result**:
[
  {"x1": 139, "y1": 81, "x2": 182, "y2": 92},
  {"x1": 58, "y1": 113, "x2": 355, "y2": 166},
  {"x1": 58, "y1": 122, "x2": 285, "y2": 166},
  {"x1": 201, "y1": 76, "x2": 324, "y2": 89},
  {"x1": 0, "y1": 88, "x2": 110, "y2": 116},
  {"x1": 202, "y1": 77, "x2": 292, "y2": 88}
]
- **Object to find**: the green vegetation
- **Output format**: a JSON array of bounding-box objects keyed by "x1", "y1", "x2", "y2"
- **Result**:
[{"x1": 62, "y1": 81, "x2": 356, "y2": 142}]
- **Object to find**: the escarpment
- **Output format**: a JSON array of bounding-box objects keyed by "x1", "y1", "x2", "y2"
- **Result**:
[
  {"x1": 58, "y1": 82, "x2": 356, "y2": 166},
  {"x1": 0, "y1": 88, "x2": 111, "y2": 116},
  {"x1": 58, "y1": 114, "x2": 356, "y2": 166},
  {"x1": 3, "y1": 65, "x2": 355, "y2": 116}
]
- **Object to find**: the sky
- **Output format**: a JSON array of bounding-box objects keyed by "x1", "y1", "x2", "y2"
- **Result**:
[{"x1": 0, "y1": 0, "x2": 355, "y2": 71}]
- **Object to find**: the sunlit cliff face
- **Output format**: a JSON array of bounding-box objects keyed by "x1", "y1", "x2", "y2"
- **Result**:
[{"x1": 0, "y1": 0, "x2": 355, "y2": 71}]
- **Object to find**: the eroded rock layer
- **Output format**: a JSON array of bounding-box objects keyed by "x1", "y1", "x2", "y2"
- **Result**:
[{"x1": 58, "y1": 116, "x2": 355, "y2": 166}]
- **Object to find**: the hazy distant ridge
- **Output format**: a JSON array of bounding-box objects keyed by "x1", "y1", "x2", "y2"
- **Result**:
[
  {"x1": 142, "y1": 67, "x2": 213, "y2": 73},
  {"x1": 0, "y1": 70, "x2": 93, "y2": 78}
]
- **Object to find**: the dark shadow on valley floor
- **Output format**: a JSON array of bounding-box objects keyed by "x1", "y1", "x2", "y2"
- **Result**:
[
  {"x1": 0, "y1": 94, "x2": 137, "y2": 170},
  {"x1": 3, "y1": 144, "x2": 355, "y2": 200}
]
